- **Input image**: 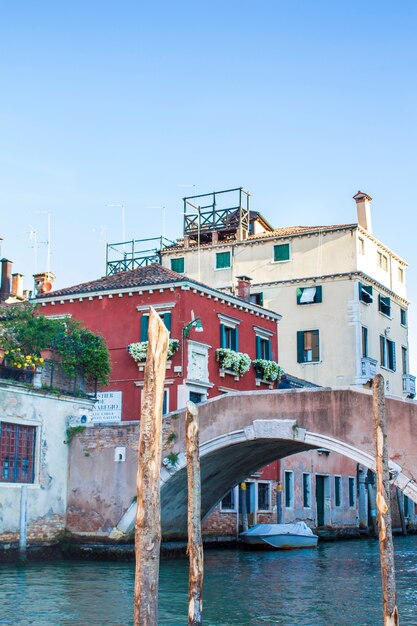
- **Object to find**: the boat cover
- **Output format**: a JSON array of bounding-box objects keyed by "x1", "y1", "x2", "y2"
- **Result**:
[{"x1": 241, "y1": 522, "x2": 315, "y2": 537}]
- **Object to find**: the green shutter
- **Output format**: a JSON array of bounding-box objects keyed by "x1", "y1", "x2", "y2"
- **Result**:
[
  {"x1": 297, "y1": 331, "x2": 304, "y2": 363},
  {"x1": 232, "y1": 328, "x2": 238, "y2": 352},
  {"x1": 141, "y1": 315, "x2": 149, "y2": 341},
  {"x1": 296, "y1": 288, "x2": 302, "y2": 304},
  {"x1": 267, "y1": 339, "x2": 272, "y2": 360},
  {"x1": 216, "y1": 252, "x2": 231, "y2": 269},
  {"x1": 315, "y1": 286, "x2": 322, "y2": 303},
  {"x1": 274, "y1": 243, "x2": 290, "y2": 262},
  {"x1": 220, "y1": 323, "x2": 226, "y2": 348},
  {"x1": 162, "y1": 312, "x2": 171, "y2": 332},
  {"x1": 312, "y1": 330, "x2": 320, "y2": 361},
  {"x1": 256, "y1": 336, "x2": 262, "y2": 359},
  {"x1": 171, "y1": 258, "x2": 184, "y2": 273}
]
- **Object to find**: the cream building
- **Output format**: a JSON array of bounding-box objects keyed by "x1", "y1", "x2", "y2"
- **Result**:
[{"x1": 161, "y1": 189, "x2": 414, "y2": 398}]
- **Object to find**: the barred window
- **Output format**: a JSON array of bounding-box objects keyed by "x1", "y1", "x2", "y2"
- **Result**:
[{"x1": 0, "y1": 422, "x2": 36, "y2": 483}]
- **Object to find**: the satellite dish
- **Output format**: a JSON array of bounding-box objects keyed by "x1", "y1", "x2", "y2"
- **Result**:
[{"x1": 41, "y1": 281, "x2": 53, "y2": 293}]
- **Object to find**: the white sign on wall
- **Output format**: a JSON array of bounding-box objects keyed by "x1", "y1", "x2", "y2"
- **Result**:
[{"x1": 92, "y1": 391, "x2": 122, "y2": 424}]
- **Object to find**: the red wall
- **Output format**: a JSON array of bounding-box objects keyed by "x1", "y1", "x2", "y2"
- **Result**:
[{"x1": 39, "y1": 285, "x2": 279, "y2": 421}]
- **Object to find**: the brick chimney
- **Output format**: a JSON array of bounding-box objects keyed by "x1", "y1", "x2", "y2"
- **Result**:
[
  {"x1": 236, "y1": 275, "x2": 252, "y2": 301},
  {"x1": 353, "y1": 191, "x2": 373, "y2": 233},
  {"x1": 0, "y1": 258, "x2": 12, "y2": 301},
  {"x1": 11, "y1": 273, "x2": 24, "y2": 299},
  {"x1": 33, "y1": 271, "x2": 56, "y2": 295}
]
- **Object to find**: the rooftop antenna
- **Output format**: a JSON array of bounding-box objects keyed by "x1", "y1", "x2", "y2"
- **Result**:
[
  {"x1": 28, "y1": 227, "x2": 39, "y2": 272},
  {"x1": 33, "y1": 211, "x2": 51, "y2": 272}
]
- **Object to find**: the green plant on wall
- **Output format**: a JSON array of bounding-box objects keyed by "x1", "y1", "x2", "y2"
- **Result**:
[
  {"x1": 65, "y1": 425, "x2": 86, "y2": 444},
  {"x1": 0, "y1": 303, "x2": 111, "y2": 386}
]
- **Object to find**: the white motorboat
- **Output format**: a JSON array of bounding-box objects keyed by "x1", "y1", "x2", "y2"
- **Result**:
[{"x1": 240, "y1": 522, "x2": 318, "y2": 550}]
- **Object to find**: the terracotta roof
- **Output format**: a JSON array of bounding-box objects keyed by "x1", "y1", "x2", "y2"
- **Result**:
[
  {"x1": 248, "y1": 223, "x2": 357, "y2": 240},
  {"x1": 36, "y1": 264, "x2": 190, "y2": 298},
  {"x1": 35, "y1": 264, "x2": 282, "y2": 318},
  {"x1": 163, "y1": 223, "x2": 358, "y2": 251}
]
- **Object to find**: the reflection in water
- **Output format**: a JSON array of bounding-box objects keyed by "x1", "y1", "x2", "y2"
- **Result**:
[{"x1": 0, "y1": 537, "x2": 416, "y2": 625}]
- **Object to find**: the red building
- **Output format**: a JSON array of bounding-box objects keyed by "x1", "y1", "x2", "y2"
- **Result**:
[{"x1": 36, "y1": 265, "x2": 282, "y2": 423}]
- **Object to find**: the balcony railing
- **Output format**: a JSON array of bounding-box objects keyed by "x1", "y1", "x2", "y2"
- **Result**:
[
  {"x1": 0, "y1": 362, "x2": 97, "y2": 398},
  {"x1": 361, "y1": 357, "x2": 378, "y2": 381},
  {"x1": 403, "y1": 374, "x2": 416, "y2": 397}
]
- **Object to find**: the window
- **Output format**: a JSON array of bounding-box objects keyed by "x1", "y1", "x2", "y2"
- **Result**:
[
  {"x1": 378, "y1": 295, "x2": 391, "y2": 317},
  {"x1": 297, "y1": 330, "x2": 320, "y2": 363},
  {"x1": 170, "y1": 257, "x2": 184, "y2": 273},
  {"x1": 303, "y1": 473, "x2": 311, "y2": 508},
  {"x1": 221, "y1": 489, "x2": 236, "y2": 511},
  {"x1": 256, "y1": 336, "x2": 272, "y2": 360},
  {"x1": 141, "y1": 312, "x2": 172, "y2": 341},
  {"x1": 362, "y1": 326, "x2": 368, "y2": 358},
  {"x1": 189, "y1": 391, "x2": 204, "y2": 404},
  {"x1": 296, "y1": 286, "x2": 322, "y2": 305},
  {"x1": 335, "y1": 476, "x2": 342, "y2": 507},
  {"x1": 377, "y1": 251, "x2": 388, "y2": 271},
  {"x1": 401, "y1": 308, "x2": 407, "y2": 327},
  {"x1": 398, "y1": 267, "x2": 404, "y2": 283},
  {"x1": 220, "y1": 323, "x2": 238, "y2": 351},
  {"x1": 358, "y1": 237, "x2": 365, "y2": 254},
  {"x1": 0, "y1": 422, "x2": 36, "y2": 483},
  {"x1": 402, "y1": 347, "x2": 408, "y2": 375},
  {"x1": 273, "y1": 243, "x2": 290, "y2": 262},
  {"x1": 284, "y1": 471, "x2": 294, "y2": 508},
  {"x1": 216, "y1": 251, "x2": 231, "y2": 269},
  {"x1": 359, "y1": 282, "x2": 373, "y2": 304},
  {"x1": 348, "y1": 477, "x2": 355, "y2": 507},
  {"x1": 162, "y1": 389, "x2": 169, "y2": 415},
  {"x1": 380, "y1": 336, "x2": 396, "y2": 371},
  {"x1": 258, "y1": 482, "x2": 271, "y2": 510},
  {"x1": 250, "y1": 292, "x2": 263, "y2": 306}
]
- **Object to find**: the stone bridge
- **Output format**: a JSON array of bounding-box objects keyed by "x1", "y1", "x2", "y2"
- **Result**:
[{"x1": 112, "y1": 387, "x2": 417, "y2": 539}]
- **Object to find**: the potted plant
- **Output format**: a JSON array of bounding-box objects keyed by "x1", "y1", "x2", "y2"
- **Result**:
[
  {"x1": 252, "y1": 358, "x2": 283, "y2": 383},
  {"x1": 216, "y1": 348, "x2": 251, "y2": 376}
]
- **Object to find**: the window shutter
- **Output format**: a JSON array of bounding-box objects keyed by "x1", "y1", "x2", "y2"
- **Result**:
[
  {"x1": 296, "y1": 288, "x2": 302, "y2": 304},
  {"x1": 141, "y1": 315, "x2": 149, "y2": 341},
  {"x1": 258, "y1": 292, "x2": 264, "y2": 306},
  {"x1": 256, "y1": 336, "x2": 261, "y2": 359},
  {"x1": 162, "y1": 312, "x2": 171, "y2": 332},
  {"x1": 390, "y1": 342, "x2": 396, "y2": 372},
  {"x1": 267, "y1": 339, "x2": 272, "y2": 360},
  {"x1": 233, "y1": 328, "x2": 239, "y2": 352},
  {"x1": 220, "y1": 323, "x2": 226, "y2": 348},
  {"x1": 297, "y1": 331, "x2": 304, "y2": 363},
  {"x1": 315, "y1": 286, "x2": 322, "y2": 303},
  {"x1": 312, "y1": 330, "x2": 320, "y2": 361}
]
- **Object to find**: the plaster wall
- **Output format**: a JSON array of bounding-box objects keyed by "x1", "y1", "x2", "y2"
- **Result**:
[{"x1": 0, "y1": 383, "x2": 94, "y2": 543}]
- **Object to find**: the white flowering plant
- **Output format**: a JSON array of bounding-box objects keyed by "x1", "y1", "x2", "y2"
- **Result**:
[
  {"x1": 128, "y1": 339, "x2": 180, "y2": 363},
  {"x1": 252, "y1": 358, "x2": 283, "y2": 382},
  {"x1": 216, "y1": 348, "x2": 251, "y2": 376}
]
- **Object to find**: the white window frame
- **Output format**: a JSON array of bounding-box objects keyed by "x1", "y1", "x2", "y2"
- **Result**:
[
  {"x1": 302, "y1": 473, "x2": 311, "y2": 509},
  {"x1": 284, "y1": 470, "x2": 294, "y2": 508},
  {"x1": 257, "y1": 481, "x2": 272, "y2": 512},
  {"x1": 220, "y1": 486, "x2": 238, "y2": 512}
]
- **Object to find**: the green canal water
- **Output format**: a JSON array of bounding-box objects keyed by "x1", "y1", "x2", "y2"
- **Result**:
[{"x1": 1, "y1": 537, "x2": 417, "y2": 625}]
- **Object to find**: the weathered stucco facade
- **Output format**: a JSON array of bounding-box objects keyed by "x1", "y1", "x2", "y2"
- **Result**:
[{"x1": 0, "y1": 382, "x2": 94, "y2": 545}]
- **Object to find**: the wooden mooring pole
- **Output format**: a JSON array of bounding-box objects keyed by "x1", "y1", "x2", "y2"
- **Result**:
[
  {"x1": 134, "y1": 307, "x2": 169, "y2": 626},
  {"x1": 372, "y1": 374, "x2": 399, "y2": 626},
  {"x1": 186, "y1": 401, "x2": 204, "y2": 626}
]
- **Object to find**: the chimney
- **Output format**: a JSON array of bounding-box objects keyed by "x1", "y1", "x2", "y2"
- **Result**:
[
  {"x1": 236, "y1": 275, "x2": 252, "y2": 301},
  {"x1": 0, "y1": 258, "x2": 12, "y2": 301},
  {"x1": 11, "y1": 273, "x2": 24, "y2": 299},
  {"x1": 353, "y1": 191, "x2": 373, "y2": 233},
  {"x1": 33, "y1": 271, "x2": 56, "y2": 295}
]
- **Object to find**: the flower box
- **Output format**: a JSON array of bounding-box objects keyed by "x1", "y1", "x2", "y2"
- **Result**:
[
  {"x1": 252, "y1": 359, "x2": 283, "y2": 383},
  {"x1": 128, "y1": 339, "x2": 180, "y2": 364},
  {"x1": 216, "y1": 348, "x2": 251, "y2": 376}
]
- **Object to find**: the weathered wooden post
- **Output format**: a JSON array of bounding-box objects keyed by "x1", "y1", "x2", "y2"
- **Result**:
[
  {"x1": 186, "y1": 401, "x2": 203, "y2": 626},
  {"x1": 240, "y1": 482, "x2": 248, "y2": 531},
  {"x1": 19, "y1": 484, "x2": 28, "y2": 561},
  {"x1": 134, "y1": 307, "x2": 169, "y2": 626},
  {"x1": 372, "y1": 374, "x2": 399, "y2": 626}
]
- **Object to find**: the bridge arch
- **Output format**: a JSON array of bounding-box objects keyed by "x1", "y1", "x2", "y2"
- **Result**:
[{"x1": 112, "y1": 388, "x2": 417, "y2": 539}]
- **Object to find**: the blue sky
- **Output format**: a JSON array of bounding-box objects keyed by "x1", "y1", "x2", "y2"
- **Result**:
[{"x1": 1, "y1": 1, "x2": 416, "y2": 368}]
